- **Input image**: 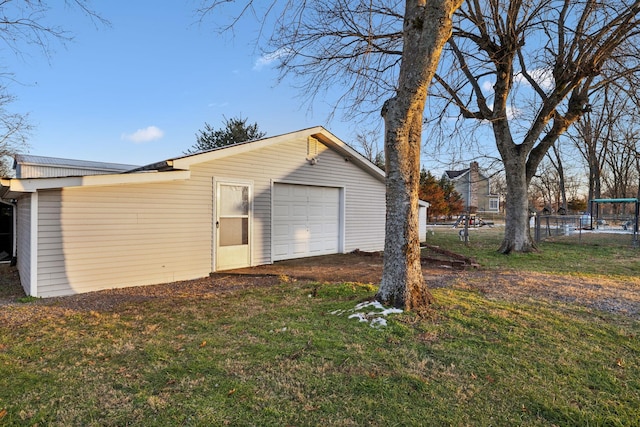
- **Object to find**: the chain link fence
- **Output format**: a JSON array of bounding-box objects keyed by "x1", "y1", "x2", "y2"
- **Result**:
[{"x1": 534, "y1": 214, "x2": 639, "y2": 248}]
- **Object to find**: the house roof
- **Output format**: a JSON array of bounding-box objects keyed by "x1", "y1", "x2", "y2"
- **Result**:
[
  {"x1": 1, "y1": 127, "x2": 385, "y2": 198},
  {"x1": 131, "y1": 126, "x2": 385, "y2": 182},
  {"x1": 14, "y1": 154, "x2": 139, "y2": 173},
  {"x1": 444, "y1": 168, "x2": 470, "y2": 180}
]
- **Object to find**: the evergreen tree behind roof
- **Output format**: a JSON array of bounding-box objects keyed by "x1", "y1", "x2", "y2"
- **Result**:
[{"x1": 186, "y1": 116, "x2": 266, "y2": 154}]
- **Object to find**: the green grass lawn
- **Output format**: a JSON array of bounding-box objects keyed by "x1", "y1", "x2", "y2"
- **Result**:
[
  {"x1": 424, "y1": 226, "x2": 640, "y2": 277},
  {"x1": 0, "y1": 229, "x2": 638, "y2": 426},
  {"x1": 1, "y1": 282, "x2": 638, "y2": 426}
]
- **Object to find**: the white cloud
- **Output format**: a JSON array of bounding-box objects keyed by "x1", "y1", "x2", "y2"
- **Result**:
[
  {"x1": 515, "y1": 68, "x2": 554, "y2": 90},
  {"x1": 482, "y1": 80, "x2": 494, "y2": 92},
  {"x1": 253, "y1": 48, "x2": 291, "y2": 71},
  {"x1": 208, "y1": 101, "x2": 230, "y2": 108},
  {"x1": 121, "y1": 126, "x2": 164, "y2": 143}
]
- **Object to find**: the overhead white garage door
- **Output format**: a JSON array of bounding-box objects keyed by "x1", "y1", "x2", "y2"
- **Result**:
[{"x1": 272, "y1": 183, "x2": 341, "y2": 261}]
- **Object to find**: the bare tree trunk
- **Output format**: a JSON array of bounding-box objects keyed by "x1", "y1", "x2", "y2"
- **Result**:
[
  {"x1": 550, "y1": 144, "x2": 567, "y2": 212},
  {"x1": 587, "y1": 149, "x2": 602, "y2": 211},
  {"x1": 379, "y1": 97, "x2": 430, "y2": 309},
  {"x1": 376, "y1": 0, "x2": 461, "y2": 310},
  {"x1": 498, "y1": 153, "x2": 535, "y2": 253},
  {"x1": 432, "y1": 1, "x2": 640, "y2": 253}
]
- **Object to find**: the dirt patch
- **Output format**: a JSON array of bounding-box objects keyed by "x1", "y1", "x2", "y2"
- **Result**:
[
  {"x1": 0, "y1": 253, "x2": 638, "y2": 328},
  {"x1": 225, "y1": 251, "x2": 472, "y2": 283},
  {"x1": 226, "y1": 252, "x2": 386, "y2": 283},
  {"x1": 0, "y1": 264, "x2": 22, "y2": 301}
]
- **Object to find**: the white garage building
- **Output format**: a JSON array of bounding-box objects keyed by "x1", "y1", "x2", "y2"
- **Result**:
[{"x1": 1, "y1": 127, "x2": 391, "y2": 297}]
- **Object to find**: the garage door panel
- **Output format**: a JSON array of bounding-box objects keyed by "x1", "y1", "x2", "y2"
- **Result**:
[
  {"x1": 273, "y1": 204, "x2": 290, "y2": 217},
  {"x1": 308, "y1": 223, "x2": 323, "y2": 234},
  {"x1": 324, "y1": 223, "x2": 338, "y2": 234},
  {"x1": 274, "y1": 184, "x2": 291, "y2": 196},
  {"x1": 324, "y1": 204, "x2": 339, "y2": 215},
  {"x1": 308, "y1": 208, "x2": 324, "y2": 220},
  {"x1": 293, "y1": 186, "x2": 308, "y2": 197},
  {"x1": 293, "y1": 224, "x2": 308, "y2": 236},
  {"x1": 273, "y1": 184, "x2": 341, "y2": 261},
  {"x1": 273, "y1": 224, "x2": 289, "y2": 238},
  {"x1": 322, "y1": 242, "x2": 338, "y2": 252},
  {"x1": 308, "y1": 187, "x2": 325, "y2": 199},
  {"x1": 309, "y1": 242, "x2": 323, "y2": 252},
  {"x1": 292, "y1": 205, "x2": 308, "y2": 218}
]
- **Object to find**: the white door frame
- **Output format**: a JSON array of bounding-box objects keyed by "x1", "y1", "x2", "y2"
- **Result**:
[{"x1": 213, "y1": 178, "x2": 253, "y2": 271}]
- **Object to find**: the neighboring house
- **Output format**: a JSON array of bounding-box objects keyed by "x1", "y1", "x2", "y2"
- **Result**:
[
  {"x1": 0, "y1": 127, "x2": 387, "y2": 297},
  {"x1": 443, "y1": 161, "x2": 499, "y2": 213}
]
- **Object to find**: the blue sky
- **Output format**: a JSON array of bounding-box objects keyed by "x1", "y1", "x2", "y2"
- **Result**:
[{"x1": 6, "y1": 1, "x2": 361, "y2": 167}]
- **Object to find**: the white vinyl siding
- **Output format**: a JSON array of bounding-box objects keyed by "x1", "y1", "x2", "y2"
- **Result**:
[
  {"x1": 35, "y1": 180, "x2": 212, "y2": 297},
  {"x1": 191, "y1": 134, "x2": 386, "y2": 266}
]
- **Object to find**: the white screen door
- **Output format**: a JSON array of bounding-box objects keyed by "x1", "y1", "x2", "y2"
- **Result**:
[{"x1": 216, "y1": 182, "x2": 251, "y2": 270}]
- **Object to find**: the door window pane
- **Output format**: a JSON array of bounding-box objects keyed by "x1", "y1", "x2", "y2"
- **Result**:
[
  {"x1": 220, "y1": 185, "x2": 248, "y2": 216},
  {"x1": 219, "y1": 218, "x2": 248, "y2": 246}
]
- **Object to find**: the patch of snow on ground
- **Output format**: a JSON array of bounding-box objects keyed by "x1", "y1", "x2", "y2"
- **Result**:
[
  {"x1": 370, "y1": 317, "x2": 388, "y2": 327},
  {"x1": 347, "y1": 312, "x2": 369, "y2": 322},
  {"x1": 333, "y1": 300, "x2": 403, "y2": 328}
]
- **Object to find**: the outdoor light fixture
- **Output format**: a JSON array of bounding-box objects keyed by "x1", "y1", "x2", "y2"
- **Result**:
[{"x1": 307, "y1": 136, "x2": 320, "y2": 165}]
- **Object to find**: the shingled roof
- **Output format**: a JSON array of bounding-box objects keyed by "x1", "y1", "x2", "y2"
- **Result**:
[{"x1": 444, "y1": 168, "x2": 470, "y2": 179}]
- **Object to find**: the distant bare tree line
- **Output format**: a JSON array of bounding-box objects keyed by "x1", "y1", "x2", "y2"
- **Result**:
[{"x1": 526, "y1": 82, "x2": 640, "y2": 215}]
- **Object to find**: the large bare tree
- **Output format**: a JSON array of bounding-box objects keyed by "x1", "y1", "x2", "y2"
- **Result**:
[
  {"x1": 0, "y1": 0, "x2": 107, "y2": 173},
  {"x1": 602, "y1": 128, "x2": 639, "y2": 200},
  {"x1": 570, "y1": 93, "x2": 615, "y2": 206},
  {"x1": 430, "y1": 0, "x2": 640, "y2": 253},
  {"x1": 199, "y1": 1, "x2": 640, "y2": 265},
  {"x1": 378, "y1": 0, "x2": 462, "y2": 309},
  {"x1": 199, "y1": 0, "x2": 462, "y2": 310},
  {"x1": 569, "y1": 80, "x2": 640, "y2": 211}
]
